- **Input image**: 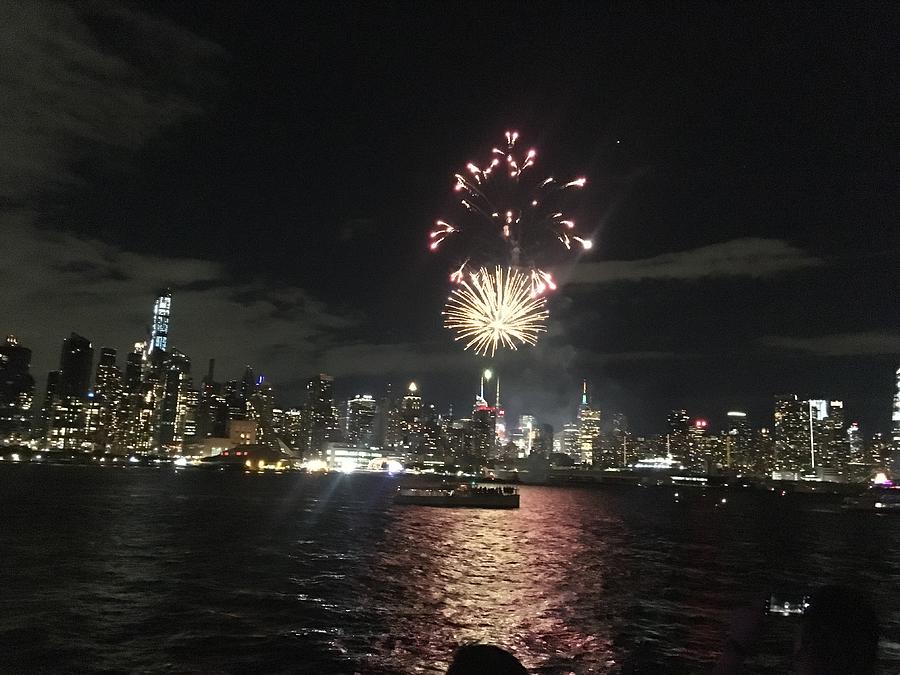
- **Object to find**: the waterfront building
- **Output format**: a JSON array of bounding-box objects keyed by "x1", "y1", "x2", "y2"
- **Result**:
[
  {"x1": 724, "y1": 411, "x2": 753, "y2": 470},
  {"x1": 194, "y1": 359, "x2": 227, "y2": 439},
  {"x1": 519, "y1": 415, "x2": 537, "y2": 456},
  {"x1": 844, "y1": 421, "x2": 867, "y2": 479},
  {"x1": 398, "y1": 382, "x2": 423, "y2": 453},
  {"x1": 46, "y1": 333, "x2": 94, "y2": 450},
  {"x1": 418, "y1": 403, "x2": 444, "y2": 456},
  {"x1": 608, "y1": 412, "x2": 630, "y2": 467},
  {"x1": 561, "y1": 422, "x2": 580, "y2": 460},
  {"x1": 157, "y1": 349, "x2": 193, "y2": 450},
  {"x1": 58, "y1": 333, "x2": 93, "y2": 400},
  {"x1": 301, "y1": 373, "x2": 337, "y2": 456},
  {"x1": 93, "y1": 348, "x2": 122, "y2": 450},
  {"x1": 666, "y1": 409, "x2": 691, "y2": 466},
  {"x1": 323, "y1": 442, "x2": 383, "y2": 472},
  {"x1": 224, "y1": 379, "x2": 247, "y2": 420},
  {"x1": 0, "y1": 335, "x2": 35, "y2": 444},
  {"x1": 685, "y1": 418, "x2": 710, "y2": 468},
  {"x1": 808, "y1": 399, "x2": 848, "y2": 470},
  {"x1": 117, "y1": 342, "x2": 154, "y2": 453},
  {"x1": 194, "y1": 418, "x2": 257, "y2": 457},
  {"x1": 533, "y1": 423, "x2": 554, "y2": 456},
  {"x1": 773, "y1": 394, "x2": 810, "y2": 471},
  {"x1": 472, "y1": 404, "x2": 498, "y2": 459},
  {"x1": 280, "y1": 407, "x2": 305, "y2": 451},
  {"x1": 893, "y1": 366, "x2": 900, "y2": 453},
  {"x1": 346, "y1": 394, "x2": 376, "y2": 447},
  {"x1": 35, "y1": 370, "x2": 59, "y2": 443},
  {"x1": 247, "y1": 377, "x2": 277, "y2": 447},
  {"x1": 374, "y1": 384, "x2": 402, "y2": 451},
  {"x1": 447, "y1": 417, "x2": 477, "y2": 458}
]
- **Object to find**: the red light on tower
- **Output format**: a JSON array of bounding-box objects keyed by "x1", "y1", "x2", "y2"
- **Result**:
[{"x1": 694, "y1": 419, "x2": 708, "y2": 428}]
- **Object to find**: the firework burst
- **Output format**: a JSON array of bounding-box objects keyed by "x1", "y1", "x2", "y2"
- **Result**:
[
  {"x1": 429, "y1": 130, "x2": 591, "y2": 298},
  {"x1": 443, "y1": 266, "x2": 548, "y2": 357}
]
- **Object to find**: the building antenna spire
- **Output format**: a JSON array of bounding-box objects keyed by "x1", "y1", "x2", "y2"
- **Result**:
[
  {"x1": 581, "y1": 379, "x2": 588, "y2": 406},
  {"x1": 495, "y1": 375, "x2": 500, "y2": 408}
]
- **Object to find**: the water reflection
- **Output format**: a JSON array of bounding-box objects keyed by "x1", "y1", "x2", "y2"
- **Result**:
[
  {"x1": 371, "y1": 487, "x2": 624, "y2": 672},
  {"x1": 2, "y1": 468, "x2": 900, "y2": 674}
]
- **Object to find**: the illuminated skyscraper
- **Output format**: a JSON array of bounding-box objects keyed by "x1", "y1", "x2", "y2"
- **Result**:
[
  {"x1": 157, "y1": 349, "x2": 192, "y2": 449},
  {"x1": 773, "y1": 394, "x2": 811, "y2": 472},
  {"x1": 577, "y1": 380, "x2": 601, "y2": 466},
  {"x1": 346, "y1": 394, "x2": 376, "y2": 447},
  {"x1": 399, "y1": 382, "x2": 424, "y2": 452},
  {"x1": 519, "y1": 415, "x2": 537, "y2": 455},
  {"x1": 472, "y1": 404, "x2": 497, "y2": 459},
  {"x1": 724, "y1": 411, "x2": 752, "y2": 469},
  {"x1": 248, "y1": 377, "x2": 276, "y2": 448},
  {"x1": 149, "y1": 289, "x2": 172, "y2": 354},
  {"x1": 302, "y1": 373, "x2": 336, "y2": 455},
  {"x1": 665, "y1": 409, "x2": 691, "y2": 464},
  {"x1": 893, "y1": 367, "x2": 900, "y2": 452},
  {"x1": 846, "y1": 421, "x2": 863, "y2": 459},
  {"x1": 0, "y1": 335, "x2": 34, "y2": 443},
  {"x1": 93, "y1": 348, "x2": 121, "y2": 450},
  {"x1": 46, "y1": 333, "x2": 94, "y2": 450},
  {"x1": 562, "y1": 422, "x2": 580, "y2": 459},
  {"x1": 808, "y1": 400, "x2": 848, "y2": 470},
  {"x1": 118, "y1": 343, "x2": 154, "y2": 452}
]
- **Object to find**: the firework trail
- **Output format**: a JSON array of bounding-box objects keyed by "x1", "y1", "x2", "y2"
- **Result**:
[{"x1": 429, "y1": 130, "x2": 591, "y2": 298}]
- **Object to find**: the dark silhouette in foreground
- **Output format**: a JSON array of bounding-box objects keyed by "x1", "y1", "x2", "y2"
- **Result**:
[
  {"x1": 795, "y1": 585, "x2": 879, "y2": 674},
  {"x1": 714, "y1": 584, "x2": 879, "y2": 674},
  {"x1": 446, "y1": 644, "x2": 528, "y2": 674}
]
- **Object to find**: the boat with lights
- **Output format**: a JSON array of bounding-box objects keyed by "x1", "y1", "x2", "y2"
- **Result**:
[{"x1": 394, "y1": 483, "x2": 519, "y2": 508}]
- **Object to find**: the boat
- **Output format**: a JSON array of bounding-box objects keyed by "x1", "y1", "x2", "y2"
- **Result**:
[
  {"x1": 841, "y1": 486, "x2": 900, "y2": 512},
  {"x1": 394, "y1": 483, "x2": 520, "y2": 509}
]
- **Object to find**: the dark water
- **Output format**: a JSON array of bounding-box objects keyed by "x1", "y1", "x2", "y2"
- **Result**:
[{"x1": 1, "y1": 465, "x2": 899, "y2": 673}]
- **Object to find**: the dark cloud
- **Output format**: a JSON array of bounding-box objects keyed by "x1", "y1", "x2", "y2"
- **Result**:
[
  {"x1": 0, "y1": 1, "x2": 223, "y2": 199},
  {"x1": 761, "y1": 331, "x2": 900, "y2": 357},
  {"x1": 570, "y1": 238, "x2": 823, "y2": 285}
]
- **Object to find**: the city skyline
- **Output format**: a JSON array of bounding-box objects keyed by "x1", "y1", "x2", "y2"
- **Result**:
[
  {"x1": 1, "y1": 3, "x2": 896, "y2": 433},
  {"x1": 3, "y1": 287, "x2": 898, "y2": 440}
]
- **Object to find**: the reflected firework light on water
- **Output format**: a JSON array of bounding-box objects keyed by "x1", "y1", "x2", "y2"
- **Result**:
[{"x1": 443, "y1": 266, "x2": 548, "y2": 357}]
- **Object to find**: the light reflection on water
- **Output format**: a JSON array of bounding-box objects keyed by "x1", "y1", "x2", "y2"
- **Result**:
[
  {"x1": 1, "y1": 465, "x2": 899, "y2": 673},
  {"x1": 372, "y1": 490, "x2": 622, "y2": 673}
]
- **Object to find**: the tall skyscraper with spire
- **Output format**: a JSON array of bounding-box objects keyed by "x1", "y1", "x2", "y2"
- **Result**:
[
  {"x1": 149, "y1": 289, "x2": 172, "y2": 354},
  {"x1": 577, "y1": 380, "x2": 601, "y2": 466}
]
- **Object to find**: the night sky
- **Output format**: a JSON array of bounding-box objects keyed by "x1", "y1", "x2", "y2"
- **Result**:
[{"x1": 2, "y1": 2, "x2": 897, "y2": 433}]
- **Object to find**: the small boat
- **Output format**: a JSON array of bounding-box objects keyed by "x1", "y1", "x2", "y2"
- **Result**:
[
  {"x1": 394, "y1": 483, "x2": 520, "y2": 509},
  {"x1": 841, "y1": 486, "x2": 900, "y2": 512}
]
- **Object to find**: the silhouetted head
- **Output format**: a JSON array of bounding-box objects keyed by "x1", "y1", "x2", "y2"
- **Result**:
[
  {"x1": 796, "y1": 585, "x2": 879, "y2": 674},
  {"x1": 446, "y1": 644, "x2": 528, "y2": 674}
]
